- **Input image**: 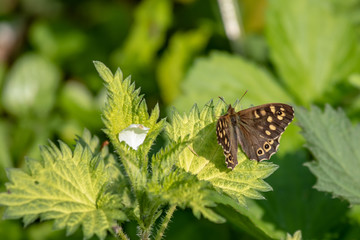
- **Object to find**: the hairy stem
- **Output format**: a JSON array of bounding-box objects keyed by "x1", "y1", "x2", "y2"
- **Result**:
[
  {"x1": 112, "y1": 225, "x2": 130, "y2": 240},
  {"x1": 139, "y1": 227, "x2": 151, "y2": 240},
  {"x1": 155, "y1": 205, "x2": 177, "y2": 240}
]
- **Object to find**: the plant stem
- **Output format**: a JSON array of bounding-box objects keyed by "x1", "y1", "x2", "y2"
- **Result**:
[
  {"x1": 140, "y1": 229, "x2": 150, "y2": 240},
  {"x1": 112, "y1": 225, "x2": 130, "y2": 240},
  {"x1": 155, "y1": 205, "x2": 177, "y2": 240}
]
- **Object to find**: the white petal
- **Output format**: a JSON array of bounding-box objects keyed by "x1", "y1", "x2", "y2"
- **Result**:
[{"x1": 118, "y1": 124, "x2": 150, "y2": 150}]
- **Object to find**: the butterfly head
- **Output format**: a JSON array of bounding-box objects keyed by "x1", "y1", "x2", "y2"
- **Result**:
[
  {"x1": 218, "y1": 96, "x2": 237, "y2": 115},
  {"x1": 227, "y1": 104, "x2": 236, "y2": 114}
]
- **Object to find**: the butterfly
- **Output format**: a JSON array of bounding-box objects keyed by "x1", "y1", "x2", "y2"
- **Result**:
[{"x1": 216, "y1": 101, "x2": 294, "y2": 169}]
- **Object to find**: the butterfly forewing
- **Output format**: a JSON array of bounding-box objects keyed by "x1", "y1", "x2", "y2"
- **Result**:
[{"x1": 216, "y1": 103, "x2": 294, "y2": 168}]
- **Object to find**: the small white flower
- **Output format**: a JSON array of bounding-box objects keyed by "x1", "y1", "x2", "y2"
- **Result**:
[{"x1": 118, "y1": 124, "x2": 150, "y2": 150}]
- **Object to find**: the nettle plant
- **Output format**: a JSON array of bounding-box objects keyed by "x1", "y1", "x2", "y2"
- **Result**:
[{"x1": 0, "y1": 62, "x2": 280, "y2": 240}]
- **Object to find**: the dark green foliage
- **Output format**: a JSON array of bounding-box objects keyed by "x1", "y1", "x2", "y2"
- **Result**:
[{"x1": 1, "y1": 0, "x2": 360, "y2": 239}]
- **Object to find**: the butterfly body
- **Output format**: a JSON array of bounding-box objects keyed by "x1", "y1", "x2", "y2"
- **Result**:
[{"x1": 216, "y1": 103, "x2": 294, "y2": 169}]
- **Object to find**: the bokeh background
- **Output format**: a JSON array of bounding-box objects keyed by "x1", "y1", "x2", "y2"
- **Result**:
[{"x1": 1, "y1": 0, "x2": 360, "y2": 239}]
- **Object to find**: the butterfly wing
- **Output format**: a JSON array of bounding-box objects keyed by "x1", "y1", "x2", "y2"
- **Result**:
[
  {"x1": 216, "y1": 115, "x2": 239, "y2": 169},
  {"x1": 236, "y1": 103, "x2": 294, "y2": 161}
]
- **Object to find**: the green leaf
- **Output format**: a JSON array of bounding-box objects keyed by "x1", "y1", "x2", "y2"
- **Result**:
[
  {"x1": 149, "y1": 135, "x2": 225, "y2": 223},
  {"x1": 156, "y1": 24, "x2": 212, "y2": 104},
  {"x1": 0, "y1": 121, "x2": 12, "y2": 180},
  {"x1": 94, "y1": 61, "x2": 165, "y2": 189},
  {"x1": 29, "y1": 20, "x2": 87, "y2": 62},
  {"x1": 1, "y1": 53, "x2": 60, "y2": 117},
  {"x1": 173, "y1": 51, "x2": 293, "y2": 113},
  {"x1": 0, "y1": 129, "x2": 127, "y2": 240},
  {"x1": 111, "y1": 0, "x2": 172, "y2": 74},
  {"x1": 148, "y1": 169, "x2": 225, "y2": 223},
  {"x1": 58, "y1": 81, "x2": 102, "y2": 130},
  {"x1": 214, "y1": 199, "x2": 285, "y2": 240},
  {"x1": 286, "y1": 230, "x2": 302, "y2": 240},
  {"x1": 151, "y1": 136, "x2": 189, "y2": 182},
  {"x1": 94, "y1": 61, "x2": 164, "y2": 156},
  {"x1": 258, "y1": 152, "x2": 348, "y2": 239},
  {"x1": 166, "y1": 100, "x2": 278, "y2": 206},
  {"x1": 266, "y1": 0, "x2": 360, "y2": 104},
  {"x1": 0, "y1": 62, "x2": 6, "y2": 96},
  {"x1": 297, "y1": 105, "x2": 360, "y2": 205},
  {"x1": 348, "y1": 204, "x2": 360, "y2": 238},
  {"x1": 0, "y1": 217, "x2": 23, "y2": 240}
]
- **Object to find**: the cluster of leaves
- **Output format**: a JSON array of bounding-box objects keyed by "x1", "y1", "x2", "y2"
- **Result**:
[
  {"x1": 4, "y1": 59, "x2": 360, "y2": 240},
  {"x1": 0, "y1": 130, "x2": 126, "y2": 239},
  {"x1": 0, "y1": 62, "x2": 279, "y2": 239},
  {"x1": 0, "y1": 1, "x2": 222, "y2": 237},
  {"x1": 167, "y1": 0, "x2": 360, "y2": 239},
  {"x1": 1, "y1": 0, "x2": 360, "y2": 239}
]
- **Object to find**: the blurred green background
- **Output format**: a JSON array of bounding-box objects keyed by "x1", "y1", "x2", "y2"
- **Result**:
[{"x1": 1, "y1": 0, "x2": 360, "y2": 239}]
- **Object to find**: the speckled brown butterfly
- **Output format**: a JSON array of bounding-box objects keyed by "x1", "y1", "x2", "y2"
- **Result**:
[{"x1": 216, "y1": 98, "x2": 294, "y2": 169}]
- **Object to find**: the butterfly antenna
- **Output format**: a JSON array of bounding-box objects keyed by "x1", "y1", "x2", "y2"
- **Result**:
[
  {"x1": 218, "y1": 96, "x2": 228, "y2": 107},
  {"x1": 239, "y1": 90, "x2": 248, "y2": 103}
]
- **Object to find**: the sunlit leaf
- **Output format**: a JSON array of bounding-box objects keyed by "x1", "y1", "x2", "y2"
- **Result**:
[
  {"x1": 0, "y1": 129, "x2": 127, "y2": 240},
  {"x1": 166, "y1": 100, "x2": 278, "y2": 206},
  {"x1": 267, "y1": 0, "x2": 360, "y2": 104},
  {"x1": 173, "y1": 51, "x2": 293, "y2": 113},
  {"x1": 94, "y1": 61, "x2": 165, "y2": 193}
]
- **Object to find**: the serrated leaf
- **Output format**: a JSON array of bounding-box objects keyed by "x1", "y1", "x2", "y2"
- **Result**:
[
  {"x1": 94, "y1": 61, "x2": 164, "y2": 157},
  {"x1": 148, "y1": 169, "x2": 225, "y2": 223},
  {"x1": 151, "y1": 136, "x2": 189, "y2": 182},
  {"x1": 267, "y1": 0, "x2": 360, "y2": 104},
  {"x1": 94, "y1": 61, "x2": 165, "y2": 191},
  {"x1": 296, "y1": 105, "x2": 360, "y2": 205},
  {"x1": 166, "y1": 100, "x2": 278, "y2": 207},
  {"x1": 173, "y1": 51, "x2": 293, "y2": 113},
  {"x1": 0, "y1": 129, "x2": 127, "y2": 240},
  {"x1": 149, "y1": 135, "x2": 225, "y2": 223}
]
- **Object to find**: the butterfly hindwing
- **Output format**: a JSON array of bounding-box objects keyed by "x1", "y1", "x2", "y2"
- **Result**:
[
  {"x1": 237, "y1": 103, "x2": 294, "y2": 161},
  {"x1": 236, "y1": 124, "x2": 281, "y2": 161}
]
